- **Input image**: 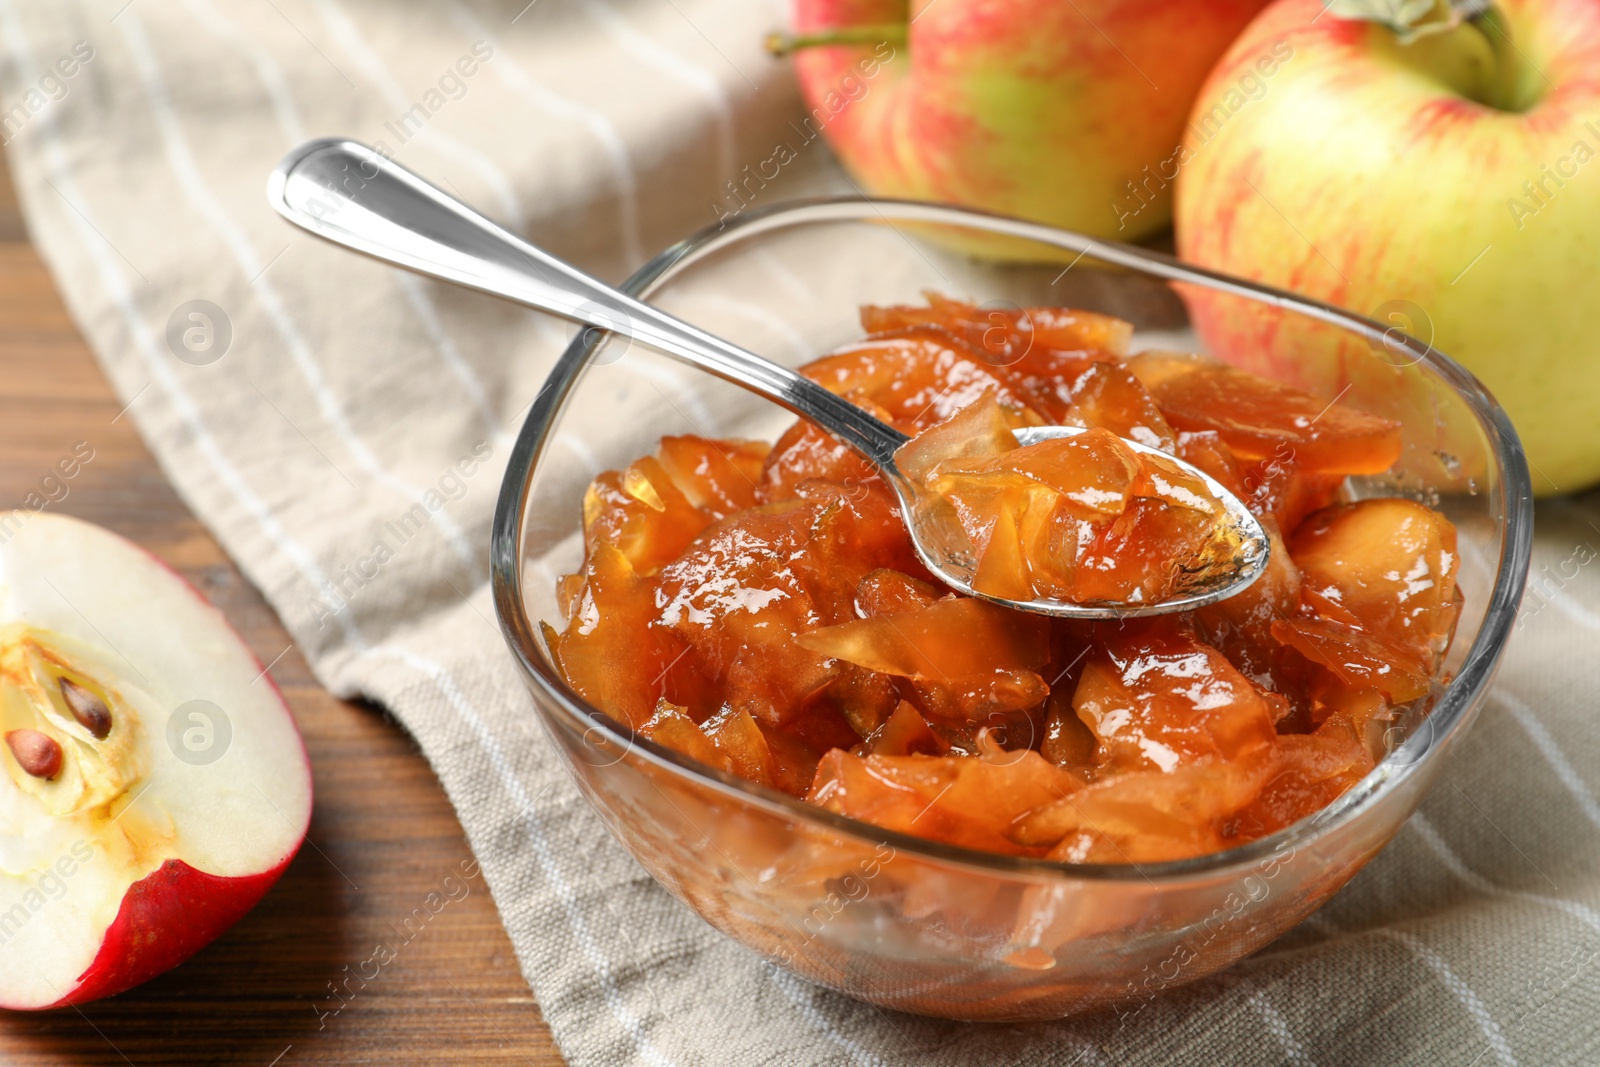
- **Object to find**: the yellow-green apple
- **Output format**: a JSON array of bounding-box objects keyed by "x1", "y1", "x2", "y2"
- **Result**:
[
  {"x1": 0, "y1": 514, "x2": 310, "y2": 1009},
  {"x1": 1175, "y1": 0, "x2": 1600, "y2": 494},
  {"x1": 778, "y1": 0, "x2": 1270, "y2": 241}
]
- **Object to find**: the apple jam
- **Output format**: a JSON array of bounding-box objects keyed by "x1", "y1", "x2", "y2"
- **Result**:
[
  {"x1": 893, "y1": 397, "x2": 1243, "y2": 605},
  {"x1": 545, "y1": 296, "x2": 1459, "y2": 863}
]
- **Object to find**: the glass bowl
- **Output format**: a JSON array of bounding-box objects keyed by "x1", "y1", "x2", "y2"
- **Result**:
[{"x1": 489, "y1": 199, "x2": 1533, "y2": 1021}]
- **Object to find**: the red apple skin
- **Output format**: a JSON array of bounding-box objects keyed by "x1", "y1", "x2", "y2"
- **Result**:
[
  {"x1": 791, "y1": 0, "x2": 1270, "y2": 241},
  {"x1": 1175, "y1": 0, "x2": 1600, "y2": 494},
  {"x1": 42, "y1": 857, "x2": 295, "y2": 1009}
]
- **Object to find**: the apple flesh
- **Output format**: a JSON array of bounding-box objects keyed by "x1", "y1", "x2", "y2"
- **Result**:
[
  {"x1": 1174, "y1": 0, "x2": 1600, "y2": 494},
  {"x1": 786, "y1": 0, "x2": 1269, "y2": 242},
  {"x1": 0, "y1": 513, "x2": 311, "y2": 1010}
]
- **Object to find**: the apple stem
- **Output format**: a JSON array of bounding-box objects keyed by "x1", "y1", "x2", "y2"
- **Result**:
[
  {"x1": 765, "y1": 24, "x2": 907, "y2": 57},
  {"x1": 1457, "y1": 2, "x2": 1521, "y2": 111}
]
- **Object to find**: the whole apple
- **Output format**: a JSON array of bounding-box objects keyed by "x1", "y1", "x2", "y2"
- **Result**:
[
  {"x1": 1175, "y1": 0, "x2": 1600, "y2": 494},
  {"x1": 783, "y1": 0, "x2": 1270, "y2": 242}
]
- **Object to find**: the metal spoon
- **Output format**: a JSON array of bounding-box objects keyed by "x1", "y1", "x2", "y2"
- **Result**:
[{"x1": 266, "y1": 139, "x2": 1268, "y2": 618}]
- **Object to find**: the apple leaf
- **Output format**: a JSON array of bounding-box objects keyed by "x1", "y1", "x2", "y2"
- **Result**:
[{"x1": 1322, "y1": 0, "x2": 1469, "y2": 43}]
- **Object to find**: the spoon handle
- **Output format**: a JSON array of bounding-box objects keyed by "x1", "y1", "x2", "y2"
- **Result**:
[{"x1": 267, "y1": 139, "x2": 908, "y2": 470}]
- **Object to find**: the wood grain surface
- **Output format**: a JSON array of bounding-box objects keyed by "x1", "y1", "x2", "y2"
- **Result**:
[{"x1": 0, "y1": 158, "x2": 565, "y2": 1064}]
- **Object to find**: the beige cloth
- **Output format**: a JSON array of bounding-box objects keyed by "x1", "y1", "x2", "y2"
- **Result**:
[{"x1": 3, "y1": 1, "x2": 1597, "y2": 1063}]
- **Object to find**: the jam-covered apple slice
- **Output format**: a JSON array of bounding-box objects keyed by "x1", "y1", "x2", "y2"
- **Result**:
[
  {"x1": 797, "y1": 595, "x2": 1049, "y2": 684},
  {"x1": 809, "y1": 742, "x2": 1080, "y2": 856},
  {"x1": 1243, "y1": 458, "x2": 1347, "y2": 537},
  {"x1": 582, "y1": 457, "x2": 711, "y2": 576},
  {"x1": 1290, "y1": 498, "x2": 1461, "y2": 666},
  {"x1": 758, "y1": 416, "x2": 876, "y2": 502},
  {"x1": 860, "y1": 296, "x2": 1176, "y2": 449},
  {"x1": 1270, "y1": 615, "x2": 1432, "y2": 703},
  {"x1": 638, "y1": 700, "x2": 778, "y2": 789},
  {"x1": 861, "y1": 293, "x2": 1134, "y2": 358},
  {"x1": 1129, "y1": 350, "x2": 1404, "y2": 474},
  {"x1": 1175, "y1": 430, "x2": 1248, "y2": 501},
  {"x1": 548, "y1": 544, "x2": 706, "y2": 727},
  {"x1": 1270, "y1": 498, "x2": 1461, "y2": 708},
  {"x1": 802, "y1": 326, "x2": 1046, "y2": 431},
  {"x1": 1002, "y1": 348, "x2": 1176, "y2": 450},
  {"x1": 1011, "y1": 620, "x2": 1283, "y2": 861},
  {"x1": 1014, "y1": 755, "x2": 1279, "y2": 863},
  {"x1": 1072, "y1": 619, "x2": 1278, "y2": 774},
  {"x1": 1234, "y1": 737, "x2": 1368, "y2": 839},
  {"x1": 654, "y1": 500, "x2": 846, "y2": 726},
  {"x1": 654, "y1": 435, "x2": 768, "y2": 518}
]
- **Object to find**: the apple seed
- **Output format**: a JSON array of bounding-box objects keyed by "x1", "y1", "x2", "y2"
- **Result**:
[
  {"x1": 6, "y1": 729, "x2": 62, "y2": 779},
  {"x1": 59, "y1": 677, "x2": 112, "y2": 739}
]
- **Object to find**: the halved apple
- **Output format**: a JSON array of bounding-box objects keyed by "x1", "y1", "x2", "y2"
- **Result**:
[{"x1": 0, "y1": 513, "x2": 311, "y2": 1009}]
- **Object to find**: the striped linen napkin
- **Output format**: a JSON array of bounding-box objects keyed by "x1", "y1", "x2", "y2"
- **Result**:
[{"x1": 2, "y1": 1, "x2": 1596, "y2": 1063}]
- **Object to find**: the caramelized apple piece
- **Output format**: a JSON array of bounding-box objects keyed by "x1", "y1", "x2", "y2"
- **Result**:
[
  {"x1": 1270, "y1": 616, "x2": 1431, "y2": 703},
  {"x1": 760, "y1": 724, "x2": 831, "y2": 796},
  {"x1": 1071, "y1": 497, "x2": 1236, "y2": 604},
  {"x1": 757, "y1": 391, "x2": 891, "y2": 503},
  {"x1": 638, "y1": 701, "x2": 785, "y2": 796},
  {"x1": 845, "y1": 570, "x2": 1051, "y2": 733},
  {"x1": 1242, "y1": 457, "x2": 1345, "y2": 535},
  {"x1": 810, "y1": 661, "x2": 897, "y2": 741},
  {"x1": 1290, "y1": 499, "x2": 1461, "y2": 666},
  {"x1": 855, "y1": 568, "x2": 942, "y2": 617},
  {"x1": 1233, "y1": 729, "x2": 1372, "y2": 839},
  {"x1": 908, "y1": 669, "x2": 1051, "y2": 733},
  {"x1": 639, "y1": 700, "x2": 725, "y2": 767},
  {"x1": 861, "y1": 294, "x2": 1133, "y2": 357},
  {"x1": 1130, "y1": 351, "x2": 1403, "y2": 474},
  {"x1": 582, "y1": 457, "x2": 711, "y2": 575},
  {"x1": 861, "y1": 297, "x2": 1166, "y2": 444},
  {"x1": 861, "y1": 295, "x2": 1037, "y2": 367},
  {"x1": 1309, "y1": 679, "x2": 1392, "y2": 755},
  {"x1": 1014, "y1": 753, "x2": 1277, "y2": 863},
  {"x1": 702, "y1": 705, "x2": 777, "y2": 787},
  {"x1": 862, "y1": 700, "x2": 941, "y2": 756},
  {"x1": 551, "y1": 545, "x2": 705, "y2": 728},
  {"x1": 809, "y1": 747, "x2": 1078, "y2": 856},
  {"x1": 555, "y1": 571, "x2": 587, "y2": 622},
  {"x1": 655, "y1": 435, "x2": 768, "y2": 518},
  {"x1": 802, "y1": 326, "x2": 1046, "y2": 431},
  {"x1": 777, "y1": 700, "x2": 863, "y2": 766},
  {"x1": 893, "y1": 390, "x2": 1018, "y2": 483},
  {"x1": 1125, "y1": 348, "x2": 1209, "y2": 390},
  {"x1": 1176, "y1": 430, "x2": 1248, "y2": 503},
  {"x1": 797, "y1": 596, "x2": 1049, "y2": 680},
  {"x1": 656, "y1": 501, "x2": 835, "y2": 725},
  {"x1": 966, "y1": 490, "x2": 1047, "y2": 602},
  {"x1": 984, "y1": 428, "x2": 1142, "y2": 515},
  {"x1": 1040, "y1": 687, "x2": 1096, "y2": 777},
  {"x1": 794, "y1": 479, "x2": 926, "y2": 623},
  {"x1": 1001, "y1": 348, "x2": 1175, "y2": 450},
  {"x1": 1073, "y1": 619, "x2": 1278, "y2": 774}
]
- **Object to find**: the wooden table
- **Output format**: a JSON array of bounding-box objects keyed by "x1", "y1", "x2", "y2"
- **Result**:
[{"x1": 0, "y1": 160, "x2": 565, "y2": 1063}]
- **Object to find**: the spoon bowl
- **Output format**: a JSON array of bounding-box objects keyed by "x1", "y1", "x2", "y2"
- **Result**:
[
  {"x1": 268, "y1": 138, "x2": 1268, "y2": 617},
  {"x1": 903, "y1": 424, "x2": 1270, "y2": 617}
]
